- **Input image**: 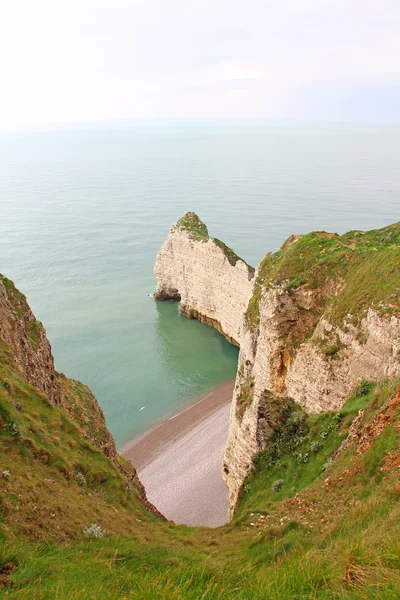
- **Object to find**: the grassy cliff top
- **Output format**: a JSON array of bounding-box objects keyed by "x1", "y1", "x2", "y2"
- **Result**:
[
  {"x1": 176, "y1": 212, "x2": 209, "y2": 239},
  {"x1": 176, "y1": 212, "x2": 254, "y2": 271},
  {"x1": 246, "y1": 221, "x2": 400, "y2": 329}
]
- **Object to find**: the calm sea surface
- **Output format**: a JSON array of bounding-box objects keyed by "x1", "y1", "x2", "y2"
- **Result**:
[{"x1": 0, "y1": 124, "x2": 399, "y2": 446}]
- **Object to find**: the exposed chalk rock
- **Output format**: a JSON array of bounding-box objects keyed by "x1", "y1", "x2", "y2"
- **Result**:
[{"x1": 154, "y1": 212, "x2": 254, "y2": 346}]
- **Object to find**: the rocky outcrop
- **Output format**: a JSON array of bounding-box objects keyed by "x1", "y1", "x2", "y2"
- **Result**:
[
  {"x1": 0, "y1": 273, "x2": 117, "y2": 455},
  {"x1": 154, "y1": 212, "x2": 254, "y2": 346},
  {"x1": 223, "y1": 296, "x2": 400, "y2": 512},
  {"x1": 286, "y1": 311, "x2": 400, "y2": 413},
  {"x1": 0, "y1": 274, "x2": 61, "y2": 404},
  {"x1": 223, "y1": 222, "x2": 400, "y2": 512},
  {"x1": 57, "y1": 373, "x2": 118, "y2": 461}
]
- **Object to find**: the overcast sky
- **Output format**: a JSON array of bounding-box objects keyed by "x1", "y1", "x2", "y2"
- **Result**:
[{"x1": 1, "y1": 0, "x2": 399, "y2": 129}]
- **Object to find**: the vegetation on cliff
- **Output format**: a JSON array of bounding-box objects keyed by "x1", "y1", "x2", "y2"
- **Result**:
[
  {"x1": 245, "y1": 221, "x2": 400, "y2": 330},
  {"x1": 0, "y1": 275, "x2": 43, "y2": 353},
  {"x1": 176, "y1": 211, "x2": 209, "y2": 240},
  {"x1": 176, "y1": 212, "x2": 254, "y2": 271},
  {"x1": 0, "y1": 340, "x2": 157, "y2": 543},
  {"x1": 237, "y1": 380, "x2": 377, "y2": 515},
  {"x1": 0, "y1": 275, "x2": 28, "y2": 318}
]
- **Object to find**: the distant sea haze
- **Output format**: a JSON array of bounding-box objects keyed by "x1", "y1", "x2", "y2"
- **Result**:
[{"x1": 0, "y1": 124, "x2": 399, "y2": 446}]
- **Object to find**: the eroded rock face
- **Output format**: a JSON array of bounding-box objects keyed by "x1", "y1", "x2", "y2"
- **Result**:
[
  {"x1": 286, "y1": 311, "x2": 400, "y2": 413},
  {"x1": 0, "y1": 275, "x2": 61, "y2": 404},
  {"x1": 154, "y1": 214, "x2": 254, "y2": 346},
  {"x1": 223, "y1": 284, "x2": 303, "y2": 512},
  {"x1": 223, "y1": 287, "x2": 400, "y2": 513}
]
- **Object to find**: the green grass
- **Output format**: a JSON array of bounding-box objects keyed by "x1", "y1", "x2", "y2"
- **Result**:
[
  {"x1": 57, "y1": 374, "x2": 115, "y2": 456},
  {"x1": 26, "y1": 320, "x2": 42, "y2": 351},
  {"x1": 213, "y1": 238, "x2": 243, "y2": 267},
  {"x1": 245, "y1": 221, "x2": 400, "y2": 330},
  {"x1": 1, "y1": 376, "x2": 400, "y2": 598},
  {"x1": 176, "y1": 211, "x2": 209, "y2": 240},
  {"x1": 0, "y1": 275, "x2": 27, "y2": 317},
  {"x1": 176, "y1": 212, "x2": 254, "y2": 272},
  {"x1": 1, "y1": 275, "x2": 45, "y2": 351},
  {"x1": 0, "y1": 341, "x2": 158, "y2": 543}
]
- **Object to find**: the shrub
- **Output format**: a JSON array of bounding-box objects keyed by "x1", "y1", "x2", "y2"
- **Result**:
[
  {"x1": 295, "y1": 452, "x2": 310, "y2": 465},
  {"x1": 243, "y1": 483, "x2": 251, "y2": 495},
  {"x1": 310, "y1": 440, "x2": 322, "y2": 454},
  {"x1": 322, "y1": 457, "x2": 333, "y2": 472},
  {"x1": 286, "y1": 411, "x2": 308, "y2": 436},
  {"x1": 7, "y1": 422, "x2": 19, "y2": 436},
  {"x1": 83, "y1": 524, "x2": 104, "y2": 539},
  {"x1": 322, "y1": 344, "x2": 340, "y2": 357},
  {"x1": 355, "y1": 380, "x2": 373, "y2": 397},
  {"x1": 271, "y1": 479, "x2": 284, "y2": 493},
  {"x1": 76, "y1": 472, "x2": 87, "y2": 486}
]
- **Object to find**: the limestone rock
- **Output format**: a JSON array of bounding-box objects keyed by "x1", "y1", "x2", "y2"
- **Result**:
[
  {"x1": 223, "y1": 291, "x2": 400, "y2": 513},
  {"x1": 154, "y1": 212, "x2": 254, "y2": 345}
]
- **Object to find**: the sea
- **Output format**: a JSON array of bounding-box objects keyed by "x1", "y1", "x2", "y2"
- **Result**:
[{"x1": 0, "y1": 123, "x2": 399, "y2": 447}]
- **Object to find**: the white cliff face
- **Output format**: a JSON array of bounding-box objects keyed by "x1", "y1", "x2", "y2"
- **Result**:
[
  {"x1": 286, "y1": 311, "x2": 400, "y2": 412},
  {"x1": 154, "y1": 218, "x2": 254, "y2": 346},
  {"x1": 223, "y1": 285, "x2": 300, "y2": 512},
  {"x1": 223, "y1": 286, "x2": 400, "y2": 513}
]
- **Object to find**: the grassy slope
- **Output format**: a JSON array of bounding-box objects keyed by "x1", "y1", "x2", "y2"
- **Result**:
[
  {"x1": 246, "y1": 221, "x2": 400, "y2": 329},
  {"x1": 1, "y1": 357, "x2": 400, "y2": 598},
  {"x1": 0, "y1": 342, "x2": 160, "y2": 542}
]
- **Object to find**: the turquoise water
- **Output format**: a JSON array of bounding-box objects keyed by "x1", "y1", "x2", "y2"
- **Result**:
[{"x1": 1, "y1": 124, "x2": 399, "y2": 446}]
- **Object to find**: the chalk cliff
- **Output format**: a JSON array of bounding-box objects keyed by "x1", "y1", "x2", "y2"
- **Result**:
[
  {"x1": 154, "y1": 212, "x2": 254, "y2": 346},
  {"x1": 155, "y1": 217, "x2": 400, "y2": 514},
  {"x1": 223, "y1": 296, "x2": 400, "y2": 512}
]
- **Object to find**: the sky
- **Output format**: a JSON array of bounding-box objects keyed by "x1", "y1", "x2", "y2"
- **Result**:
[{"x1": 1, "y1": 0, "x2": 399, "y2": 129}]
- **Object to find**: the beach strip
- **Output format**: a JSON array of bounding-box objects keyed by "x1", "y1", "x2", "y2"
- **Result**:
[
  {"x1": 122, "y1": 380, "x2": 234, "y2": 470},
  {"x1": 122, "y1": 380, "x2": 234, "y2": 527}
]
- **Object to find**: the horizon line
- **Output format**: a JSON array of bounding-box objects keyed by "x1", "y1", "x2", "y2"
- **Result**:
[{"x1": 1, "y1": 116, "x2": 400, "y2": 136}]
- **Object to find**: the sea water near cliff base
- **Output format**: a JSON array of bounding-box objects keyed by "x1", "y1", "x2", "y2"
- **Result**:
[{"x1": 1, "y1": 124, "x2": 399, "y2": 447}]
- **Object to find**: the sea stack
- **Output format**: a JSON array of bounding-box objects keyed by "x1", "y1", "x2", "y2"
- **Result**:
[{"x1": 153, "y1": 212, "x2": 254, "y2": 346}]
